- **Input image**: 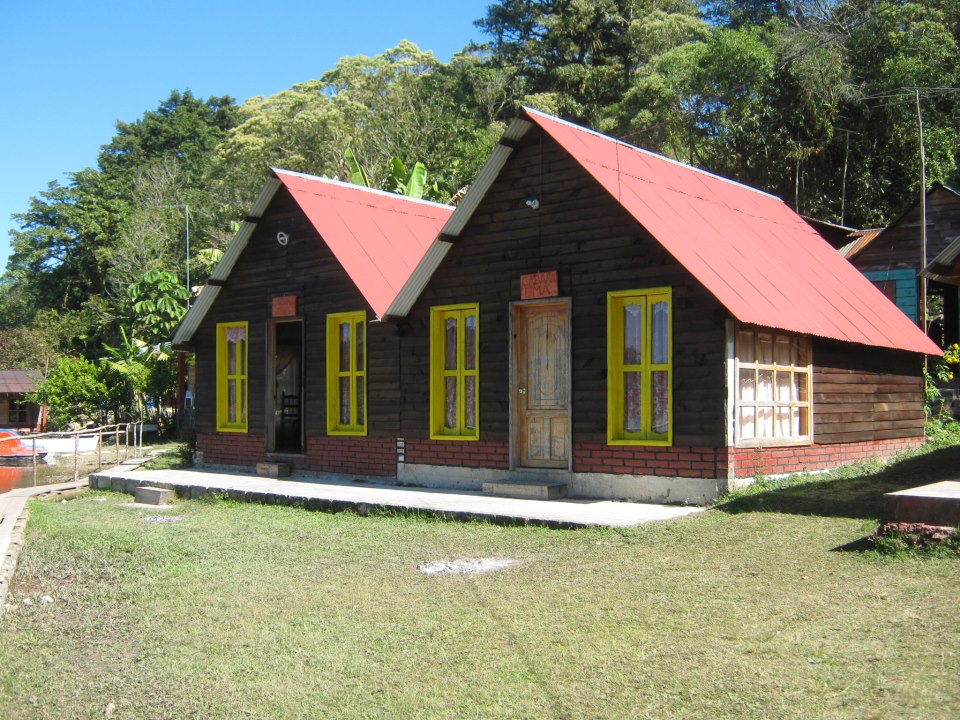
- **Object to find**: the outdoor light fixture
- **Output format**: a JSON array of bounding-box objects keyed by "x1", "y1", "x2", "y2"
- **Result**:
[
  {"x1": 525, "y1": 198, "x2": 541, "y2": 210},
  {"x1": 277, "y1": 231, "x2": 290, "y2": 246}
]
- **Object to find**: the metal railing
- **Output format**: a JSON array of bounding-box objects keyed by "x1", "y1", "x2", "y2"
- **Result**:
[{"x1": 1, "y1": 422, "x2": 146, "y2": 487}]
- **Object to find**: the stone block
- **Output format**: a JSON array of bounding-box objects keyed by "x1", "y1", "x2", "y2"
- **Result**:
[
  {"x1": 134, "y1": 486, "x2": 174, "y2": 506},
  {"x1": 257, "y1": 462, "x2": 292, "y2": 478}
]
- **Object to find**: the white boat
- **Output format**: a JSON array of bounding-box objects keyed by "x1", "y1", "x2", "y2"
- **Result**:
[{"x1": 33, "y1": 433, "x2": 101, "y2": 455}]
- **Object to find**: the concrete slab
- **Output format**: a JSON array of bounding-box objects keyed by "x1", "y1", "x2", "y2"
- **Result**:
[
  {"x1": 91, "y1": 468, "x2": 703, "y2": 529},
  {"x1": 885, "y1": 481, "x2": 960, "y2": 526},
  {"x1": 134, "y1": 486, "x2": 174, "y2": 505}
]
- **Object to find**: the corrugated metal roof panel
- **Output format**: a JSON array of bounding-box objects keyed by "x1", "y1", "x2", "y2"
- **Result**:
[
  {"x1": 921, "y1": 234, "x2": 960, "y2": 286},
  {"x1": 0, "y1": 370, "x2": 41, "y2": 394},
  {"x1": 274, "y1": 172, "x2": 454, "y2": 319},
  {"x1": 523, "y1": 108, "x2": 940, "y2": 355}
]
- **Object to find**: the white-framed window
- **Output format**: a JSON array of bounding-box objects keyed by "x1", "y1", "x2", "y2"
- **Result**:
[{"x1": 735, "y1": 327, "x2": 812, "y2": 446}]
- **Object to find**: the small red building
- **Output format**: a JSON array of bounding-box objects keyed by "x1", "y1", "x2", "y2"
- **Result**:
[{"x1": 174, "y1": 109, "x2": 939, "y2": 504}]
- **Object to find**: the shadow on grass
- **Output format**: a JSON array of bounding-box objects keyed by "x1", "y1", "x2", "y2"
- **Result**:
[{"x1": 715, "y1": 443, "x2": 960, "y2": 521}]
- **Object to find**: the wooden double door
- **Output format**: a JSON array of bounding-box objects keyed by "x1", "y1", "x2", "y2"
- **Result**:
[{"x1": 512, "y1": 300, "x2": 571, "y2": 469}]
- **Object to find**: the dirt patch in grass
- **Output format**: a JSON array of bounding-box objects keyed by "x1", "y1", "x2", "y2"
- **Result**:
[{"x1": 417, "y1": 557, "x2": 520, "y2": 575}]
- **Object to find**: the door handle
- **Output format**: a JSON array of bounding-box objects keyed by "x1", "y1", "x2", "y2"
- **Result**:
[{"x1": 518, "y1": 386, "x2": 527, "y2": 395}]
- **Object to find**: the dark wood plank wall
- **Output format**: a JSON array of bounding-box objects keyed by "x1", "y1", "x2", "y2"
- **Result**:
[
  {"x1": 853, "y1": 187, "x2": 960, "y2": 272},
  {"x1": 813, "y1": 339, "x2": 925, "y2": 443},
  {"x1": 193, "y1": 188, "x2": 401, "y2": 440},
  {"x1": 397, "y1": 130, "x2": 731, "y2": 447}
]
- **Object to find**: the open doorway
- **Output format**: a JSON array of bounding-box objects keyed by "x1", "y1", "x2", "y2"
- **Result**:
[{"x1": 268, "y1": 320, "x2": 303, "y2": 453}]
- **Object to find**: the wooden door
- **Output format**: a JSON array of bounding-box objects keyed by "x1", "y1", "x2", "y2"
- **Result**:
[{"x1": 514, "y1": 302, "x2": 570, "y2": 468}]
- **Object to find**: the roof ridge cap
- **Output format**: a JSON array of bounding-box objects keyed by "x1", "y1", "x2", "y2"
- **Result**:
[
  {"x1": 521, "y1": 106, "x2": 783, "y2": 203},
  {"x1": 272, "y1": 168, "x2": 454, "y2": 211}
]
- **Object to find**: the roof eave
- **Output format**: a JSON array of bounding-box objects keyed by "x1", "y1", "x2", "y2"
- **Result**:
[
  {"x1": 169, "y1": 176, "x2": 282, "y2": 345},
  {"x1": 383, "y1": 117, "x2": 535, "y2": 318}
]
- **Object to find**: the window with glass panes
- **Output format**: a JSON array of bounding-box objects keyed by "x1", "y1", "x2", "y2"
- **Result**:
[
  {"x1": 8, "y1": 399, "x2": 29, "y2": 424},
  {"x1": 430, "y1": 304, "x2": 478, "y2": 439},
  {"x1": 216, "y1": 322, "x2": 248, "y2": 432},
  {"x1": 735, "y1": 327, "x2": 812, "y2": 446},
  {"x1": 607, "y1": 288, "x2": 672, "y2": 445},
  {"x1": 326, "y1": 311, "x2": 367, "y2": 435}
]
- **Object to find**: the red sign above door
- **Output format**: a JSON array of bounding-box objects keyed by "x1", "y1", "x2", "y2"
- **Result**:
[
  {"x1": 520, "y1": 271, "x2": 559, "y2": 300},
  {"x1": 272, "y1": 295, "x2": 297, "y2": 317}
]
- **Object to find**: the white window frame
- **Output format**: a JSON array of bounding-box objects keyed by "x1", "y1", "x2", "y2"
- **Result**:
[{"x1": 734, "y1": 326, "x2": 813, "y2": 447}]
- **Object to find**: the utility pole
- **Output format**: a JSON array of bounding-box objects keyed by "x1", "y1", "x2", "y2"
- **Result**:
[{"x1": 916, "y1": 90, "x2": 927, "y2": 336}]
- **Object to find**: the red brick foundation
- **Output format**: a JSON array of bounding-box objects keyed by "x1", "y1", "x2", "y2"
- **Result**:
[
  {"x1": 404, "y1": 439, "x2": 510, "y2": 469},
  {"x1": 198, "y1": 432, "x2": 925, "y2": 487},
  {"x1": 301, "y1": 436, "x2": 396, "y2": 477},
  {"x1": 197, "y1": 433, "x2": 267, "y2": 466},
  {"x1": 573, "y1": 443, "x2": 727, "y2": 478},
  {"x1": 196, "y1": 433, "x2": 396, "y2": 477},
  {"x1": 729, "y1": 437, "x2": 924, "y2": 478}
]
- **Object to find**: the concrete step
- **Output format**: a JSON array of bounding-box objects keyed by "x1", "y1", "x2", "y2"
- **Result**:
[
  {"x1": 885, "y1": 481, "x2": 960, "y2": 526},
  {"x1": 134, "y1": 486, "x2": 174, "y2": 506},
  {"x1": 257, "y1": 462, "x2": 292, "y2": 478},
  {"x1": 482, "y1": 479, "x2": 568, "y2": 501}
]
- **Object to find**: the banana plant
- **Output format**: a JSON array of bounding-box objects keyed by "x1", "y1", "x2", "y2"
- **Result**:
[{"x1": 344, "y1": 148, "x2": 427, "y2": 199}]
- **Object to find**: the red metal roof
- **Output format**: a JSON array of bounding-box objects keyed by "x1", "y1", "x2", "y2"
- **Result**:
[
  {"x1": 275, "y1": 171, "x2": 453, "y2": 318},
  {"x1": 524, "y1": 109, "x2": 941, "y2": 355},
  {"x1": 0, "y1": 370, "x2": 40, "y2": 394}
]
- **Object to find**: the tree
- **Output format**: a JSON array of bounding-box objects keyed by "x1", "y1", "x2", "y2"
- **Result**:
[
  {"x1": 125, "y1": 269, "x2": 190, "y2": 345},
  {"x1": 4, "y1": 91, "x2": 240, "y2": 353},
  {"x1": 31, "y1": 357, "x2": 110, "y2": 429}
]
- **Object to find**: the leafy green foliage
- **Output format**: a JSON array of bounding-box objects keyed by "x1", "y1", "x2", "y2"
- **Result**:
[
  {"x1": 31, "y1": 356, "x2": 110, "y2": 429},
  {"x1": 126, "y1": 269, "x2": 189, "y2": 345}
]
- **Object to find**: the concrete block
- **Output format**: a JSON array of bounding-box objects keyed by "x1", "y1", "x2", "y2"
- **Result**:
[
  {"x1": 134, "y1": 486, "x2": 174, "y2": 506},
  {"x1": 482, "y1": 480, "x2": 568, "y2": 500},
  {"x1": 885, "y1": 481, "x2": 960, "y2": 526},
  {"x1": 257, "y1": 462, "x2": 292, "y2": 478}
]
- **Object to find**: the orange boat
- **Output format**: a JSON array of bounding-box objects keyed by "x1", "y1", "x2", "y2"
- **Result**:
[{"x1": 0, "y1": 429, "x2": 47, "y2": 465}]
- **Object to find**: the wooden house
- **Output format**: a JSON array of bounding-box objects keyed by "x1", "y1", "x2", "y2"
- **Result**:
[
  {"x1": 845, "y1": 184, "x2": 960, "y2": 346},
  {"x1": 174, "y1": 109, "x2": 939, "y2": 504},
  {"x1": 172, "y1": 171, "x2": 453, "y2": 476},
  {"x1": 0, "y1": 370, "x2": 44, "y2": 431}
]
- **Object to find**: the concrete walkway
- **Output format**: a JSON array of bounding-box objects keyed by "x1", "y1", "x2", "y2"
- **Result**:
[
  {"x1": 91, "y1": 467, "x2": 704, "y2": 529},
  {"x1": 0, "y1": 480, "x2": 89, "y2": 608}
]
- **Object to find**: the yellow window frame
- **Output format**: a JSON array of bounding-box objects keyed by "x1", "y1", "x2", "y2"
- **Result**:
[
  {"x1": 216, "y1": 321, "x2": 249, "y2": 433},
  {"x1": 607, "y1": 288, "x2": 673, "y2": 445},
  {"x1": 430, "y1": 303, "x2": 479, "y2": 440},
  {"x1": 326, "y1": 311, "x2": 367, "y2": 435}
]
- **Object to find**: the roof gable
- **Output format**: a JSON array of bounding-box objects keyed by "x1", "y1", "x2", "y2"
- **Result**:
[
  {"x1": 275, "y1": 171, "x2": 453, "y2": 318},
  {"x1": 524, "y1": 109, "x2": 938, "y2": 355},
  {"x1": 389, "y1": 108, "x2": 937, "y2": 355},
  {"x1": 173, "y1": 171, "x2": 453, "y2": 345}
]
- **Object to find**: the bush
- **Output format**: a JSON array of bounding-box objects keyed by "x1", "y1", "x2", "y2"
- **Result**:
[{"x1": 30, "y1": 356, "x2": 111, "y2": 429}]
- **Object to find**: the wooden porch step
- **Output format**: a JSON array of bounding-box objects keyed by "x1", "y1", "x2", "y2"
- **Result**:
[
  {"x1": 885, "y1": 481, "x2": 960, "y2": 526},
  {"x1": 482, "y1": 479, "x2": 568, "y2": 501}
]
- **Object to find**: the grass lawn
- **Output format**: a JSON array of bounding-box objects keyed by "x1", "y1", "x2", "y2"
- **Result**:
[{"x1": 2, "y1": 447, "x2": 959, "y2": 718}]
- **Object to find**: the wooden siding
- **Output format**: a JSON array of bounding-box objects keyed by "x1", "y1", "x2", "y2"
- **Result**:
[
  {"x1": 397, "y1": 130, "x2": 730, "y2": 448},
  {"x1": 852, "y1": 187, "x2": 960, "y2": 272},
  {"x1": 193, "y1": 188, "x2": 401, "y2": 443},
  {"x1": 812, "y1": 339, "x2": 925, "y2": 444}
]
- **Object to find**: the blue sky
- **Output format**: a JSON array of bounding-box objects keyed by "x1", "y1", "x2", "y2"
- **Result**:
[{"x1": 0, "y1": 0, "x2": 492, "y2": 270}]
